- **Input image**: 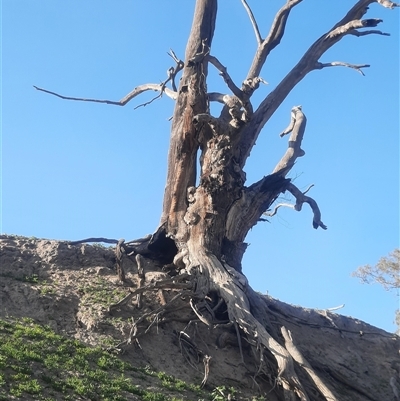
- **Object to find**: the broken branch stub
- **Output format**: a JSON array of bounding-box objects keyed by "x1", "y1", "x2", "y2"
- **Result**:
[{"x1": 273, "y1": 105, "x2": 306, "y2": 176}]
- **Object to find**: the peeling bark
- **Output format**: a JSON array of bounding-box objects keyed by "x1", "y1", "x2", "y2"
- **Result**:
[{"x1": 34, "y1": 1, "x2": 398, "y2": 398}]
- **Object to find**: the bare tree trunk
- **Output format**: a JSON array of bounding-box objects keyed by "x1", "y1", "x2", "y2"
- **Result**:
[
  {"x1": 158, "y1": 2, "x2": 310, "y2": 398},
  {"x1": 34, "y1": 0, "x2": 399, "y2": 398},
  {"x1": 161, "y1": 0, "x2": 217, "y2": 240}
]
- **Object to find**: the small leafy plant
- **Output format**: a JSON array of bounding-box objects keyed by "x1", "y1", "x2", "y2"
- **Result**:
[{"x1": 0, "y1": 317, "x2": 216, "y2": 401}]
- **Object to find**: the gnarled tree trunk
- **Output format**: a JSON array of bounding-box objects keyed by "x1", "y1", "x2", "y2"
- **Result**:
[
  {"x1": 154, "y1": 0, "x2": 398, "y2": 399},
  {"x1": 34, "y1": 0, "x2": 399, "y2": 398},
  {"x1": 158, "y1": 1, "x2": 323, "y2": 399}
]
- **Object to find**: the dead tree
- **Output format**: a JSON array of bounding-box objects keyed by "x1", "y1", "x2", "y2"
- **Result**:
[{"x1": 35, "y1": 1, "x2": 399, "y2": 399}]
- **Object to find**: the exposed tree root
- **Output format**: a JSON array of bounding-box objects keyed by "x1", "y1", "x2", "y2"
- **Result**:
[
  {"x1": 108, "y1": 273, "x2": 191, "y2": 313},
  {"x1": 107, "y1": 240, "x2": 364, "y2": 400},
  {"x1": 281, "y1": 327, "x2": 338, "y2": 401}
]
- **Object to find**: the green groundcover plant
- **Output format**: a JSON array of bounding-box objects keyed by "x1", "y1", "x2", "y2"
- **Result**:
[{"x1": 0, "y1": 317, "x2": 208, "y2": 401}]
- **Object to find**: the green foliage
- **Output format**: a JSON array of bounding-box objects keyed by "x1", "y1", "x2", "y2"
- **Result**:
[
  {"x1": 352, "y1": 248, "x2": 399, "y2": 290},
  {"x1": 78, "y1": 276, "x2": 127, "y2": 307},
  {"x1": 0, "y1": 317, "x2": 209, "y2": 401},
  {"x1": 352, "y1": 249, "x2": 400, "y2": 333},
  {"x1": 22, "y1": 274, "x2": 39, "y2": 284},
  {"x1": 211, "y1": 385, "x2": 237, "y2": 401}
]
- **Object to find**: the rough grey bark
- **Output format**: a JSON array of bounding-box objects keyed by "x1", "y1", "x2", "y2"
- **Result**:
[
  {"x1": 154, "y1": 1, "x2": 398, "y2": 399},
  {"x1": 34, "y1": 1, "x2": 399, "y2": 399}
]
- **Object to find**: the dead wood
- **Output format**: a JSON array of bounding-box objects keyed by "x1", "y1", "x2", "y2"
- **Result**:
[{"x1": 32, "y1": 1, "x2": 399, "y2": 399}]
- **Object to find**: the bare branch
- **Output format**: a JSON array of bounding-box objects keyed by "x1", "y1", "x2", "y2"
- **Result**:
[
  {"x1": 240, "y1": 0, "x2": 262, "y2": 45},
  {"x1": 207, "y1": 55, "x2": 243, "y2": 98},
  {"x1": 207, "y1": 92, "x2": 226, "y2": 104},
  {"x1": 265, "y1": 183, "x2": 326, "y2": 230},
  {"x1": 329, "y1": 18, "x2": 383, "y2": 37},
  {"x1": 34, "y1": 50, "x2": 183, "y2": 107},
  {"x1": 34, "y1": 83, "x2": 177, "y2": 106},
  {"x1": 315, "y1": 61, "x2": 370, "y2": 75},
  {"x1": 113, "y1": 84, "x2": 170, "y2": 103},
  {"x1": 167, "y1": 48, "x2": 181, "y2": 64},
  {"x1": 247, "y1": 0, "x2": 303, "y2": 79},
  {"x1": 286, "y1": 183, "x2": 327, "y2": 230},
  {"x1": 325, "y1": 304, "x2": 345, "y2": 311},
  {"x1": 264, "y1": 203, "x2": 296, "y2": 217},
  {"x1": 302, "y1": 184, "x2": 314, "y2": 196},
  {"x1": 273, "y1": 105, "x2": 306, "y2": 175},
  {"x1": 207, "y1": 55, "x2": 261, "y2": 122},
  {"x1": 377, "y1": 0, "x2": 400, "y2": 8},
  {"x1": 166, "y1": 49, "x2": 185, "y2": 91},
  {"x1": 348, "y1": 29, "x2": 390, "y2": 36},
  {"x1": 69, "y1": 237, "x2": 119, "y2": 245},
  {"x1": 134, "y1": 91, "x2": 164, "y2": 110},
  {"x1": 238, "y1": 2, "x2": 397, "y2": 166}
]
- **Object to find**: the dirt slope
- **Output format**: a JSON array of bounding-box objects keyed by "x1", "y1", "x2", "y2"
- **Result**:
[{"x1": 1, "y1": 235, "x2": 399, "y2": 400}]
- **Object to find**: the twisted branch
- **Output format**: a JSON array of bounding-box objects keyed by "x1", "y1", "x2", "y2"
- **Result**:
[
  {"x1": 287, "y1": 183, "x2": 327, "y2": 230},
  {"x1": 264, "y1": 183, "x2": 326, "y2": 230}
]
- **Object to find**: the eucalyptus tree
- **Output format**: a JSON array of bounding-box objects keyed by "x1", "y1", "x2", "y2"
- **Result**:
[{"x1": 36, "y1": 1, "x2": 399, "y2": 399}]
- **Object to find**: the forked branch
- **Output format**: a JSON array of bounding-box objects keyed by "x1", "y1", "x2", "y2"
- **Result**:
[
  {"x1": 315, "y1": 61, "x2": 370, "y2": 75},
  {"x1": 238, "y1": 0, "x2": 398, "y2": 166},
  {"x1": 207, "y1": 55, "x2": 243, "y2": 99},
  {"x1": 247, "y1": 0, "x2": 303, "y2": 79},
  {"x1": 287, "y1": 183, "x2": 327, "y2": 229},
  {"x1": 207, "y1": 55, "x2": 267, "y2": 121},
  {"x1": 33, "y1": 52, "x2": 183, "y2": 107},
  {"x1": 34, "y1": 83, "x2": 178, "y2": 106},
  {"x1": 265, "y1": 183, "x2": 327, "y2": 230}
]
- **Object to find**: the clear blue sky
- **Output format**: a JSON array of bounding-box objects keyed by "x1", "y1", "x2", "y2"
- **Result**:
[{"x1": 2, "y1": 1, "x2": 399, "y2": 332}]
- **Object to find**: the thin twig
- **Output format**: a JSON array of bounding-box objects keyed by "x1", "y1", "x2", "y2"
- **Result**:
[
  {"x1": 315, "y1": 61, "x2": 370, "y2": 76},
  {"x1": 302, "y1": 184, "x2": 314, "y2": 196},
  {"x1": 348, "y1": 29, "x2": 390, "y2": 37},
  {"x1": 264, "y1": 203, "x2": 295, "y2": 217},
  {"x1": 240, "y1": 0, "x2": 262, "y2": 45},
  {"x1": 34, "y1": 83, "x2": 177, "y2": 106},
  {"x1": 108, "y1": 273, "x2": 192, "y2": 312},
  {"x1": 134, "y1": 91, "x2": 163, "y2": 109}
]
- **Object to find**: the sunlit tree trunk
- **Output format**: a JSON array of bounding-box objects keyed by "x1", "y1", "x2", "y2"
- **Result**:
[{"x1": 34, "y1": 0, "x2": 399, "y2": 398}]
